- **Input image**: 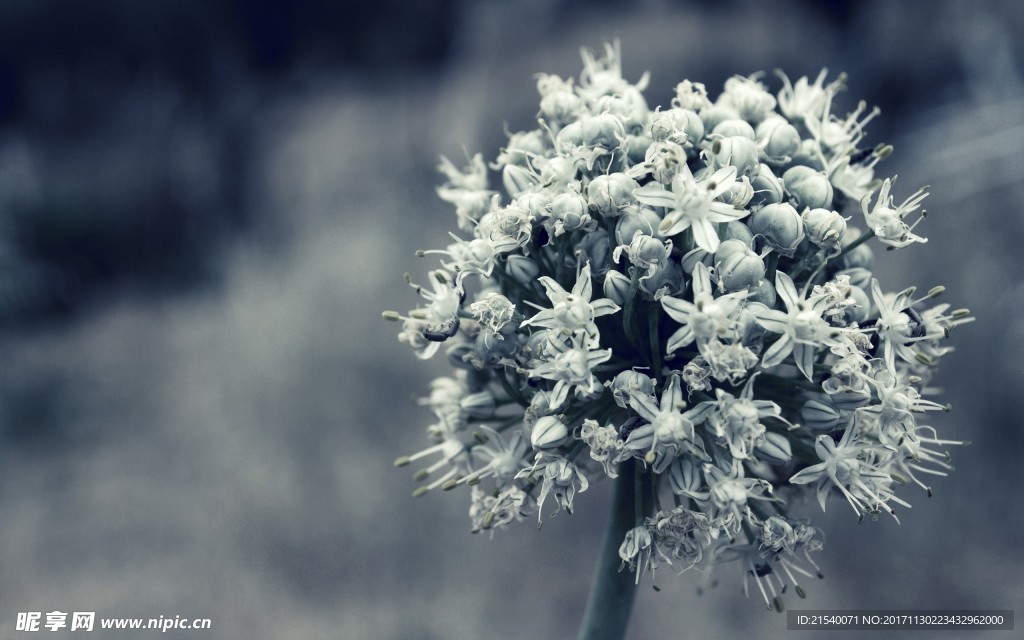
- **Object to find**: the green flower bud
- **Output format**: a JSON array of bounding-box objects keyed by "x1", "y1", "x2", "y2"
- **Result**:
[{"x1": 699, "y1": 103, "x2": 740, "y2": 132}]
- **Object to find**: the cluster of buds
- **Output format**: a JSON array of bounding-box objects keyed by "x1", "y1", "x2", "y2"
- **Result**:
[{"x1": 387, "y1": 42, "x2": 971, "y2": 610}]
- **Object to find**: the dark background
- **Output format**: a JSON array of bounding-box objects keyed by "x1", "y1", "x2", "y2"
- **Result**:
[{"x1": 0, "y1": 1, "x2": 1021, "y2": 638}]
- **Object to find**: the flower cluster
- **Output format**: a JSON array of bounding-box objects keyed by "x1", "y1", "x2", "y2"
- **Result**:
[{"x1": 388, "y1": 43, "x2": 972, "y2": 611}]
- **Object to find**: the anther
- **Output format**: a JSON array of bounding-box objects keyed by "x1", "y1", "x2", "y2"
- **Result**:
[
  {"x1": 394, "y1": 456, "x2": 411, "y2": 467},
  {"x1": 382, "y1": 311, "x2": 402, "y2": 321}
]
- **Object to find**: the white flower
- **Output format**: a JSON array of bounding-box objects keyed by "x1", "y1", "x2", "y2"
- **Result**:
[
  {"x1": 860, "y1": 178, "x2": 929, "y2": 248},
  {"x1": 619, "y1": 525, "x2": 656, "y2": 583},
  {"x1": 525, "y1": 335, "x2": 611, "y2": 408},
  {"x1": 633, "y1": 165, "x2": 748, "y2": 251},
  {"x1": 660, "y1": 263, "x2": 748, "y2": 356},
  {"x1": 789, "y1": 427, "x2": 909, "y2": 521},
  {"x1": 521, "y1": 263, "x2": 620, "y2": 348},
  {"x1": 517, "y1": 452, "x2": 590, "y2": 521},
  {"x1": 752, "y1": 271, "x2": 842, "y2": 380},
  {"x1": 460, "y1": 426, "x2": 531, "y2": 488},
  {"x1": 705, "y1": 375, "x2": 792, "y2": 460},
  {"x1": 624, "y1": 375, "x2": 715, "y2": 472}
]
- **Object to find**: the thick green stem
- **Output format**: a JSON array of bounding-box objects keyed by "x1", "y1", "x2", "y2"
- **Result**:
[{"x1": 577, "y1": 459, "x2": 640, "y2": 640}]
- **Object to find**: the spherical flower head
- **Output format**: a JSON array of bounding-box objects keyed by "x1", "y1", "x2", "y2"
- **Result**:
[{"x1": 391, "y1": 42, "x2": 972, "y2": 615}]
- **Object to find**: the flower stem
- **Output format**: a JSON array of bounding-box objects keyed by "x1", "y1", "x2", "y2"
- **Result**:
[{"x1": 577, "y1": 458, "x2": 639, "y2": 640}]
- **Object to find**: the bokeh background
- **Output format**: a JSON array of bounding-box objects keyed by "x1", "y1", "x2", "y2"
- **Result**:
[{"x1": 0, "y1": 1, "x2": 1022, "y2": 638}]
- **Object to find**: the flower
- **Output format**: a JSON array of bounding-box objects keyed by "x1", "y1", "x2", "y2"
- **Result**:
[
  {"x1": 860, "y1": 177, "x2": 929, "y2": 248},
  {"x1": 391, "y1": 44, "x2": 971, "y2": 615},
  {"x1": 521, "y1": 263, "x2": 620, "y2": 348},
  {"x1": 633, "y1": 164, "x2": 748, "y2": 251},
  {"x1": 752, "y1": 272, "x2": 842, "y2": 380}
]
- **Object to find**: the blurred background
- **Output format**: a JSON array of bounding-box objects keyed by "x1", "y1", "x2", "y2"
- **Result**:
[{"x1": 0, "y1": 1, "x2": 1021, "y2": 638}]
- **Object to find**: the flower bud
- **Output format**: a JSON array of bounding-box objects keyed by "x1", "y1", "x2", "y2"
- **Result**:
[
  {"x1": 680, "y1": 247, "x2": 712, "y2": 274},
  {"x1": 502, "y1": 164, "x2": 539, "y2": 196},
  {"x1": 516, "y1": 191, "x2": 550, "y2": 219},
  {"x1": 615, "y1": 208, "x2": 663, "y2": 245},
  {"x1": 721, "y1": 176, "x2": 754, "y2": 207},
  {"x1": 828, "y1": 390, "x2": 871, "y2": 411},
  {"x1": 445, "y1": 341, "x2": 475, "y2": 370},
  {"x1": 496, "y1": 129, "x2": 546, "y2": 167},
  {"x1": 587, "y1": 173, "x2": 639, "y2": 217},
  {"x1": 789, "y1": 139, "x2": 826, "y2": 170},
  {"x1": 623, "y1": 133, "x2": 653, "y2": 164},
  {"x1": 712, "y1": 118, "x2": 756, "y2": 140},
  {"x1": 783, "y1": 166, "x2": 834, "y2": 210},
  {"x1": 751, "y1": 164, "x2": 784, "y2": 205},
  {"x1": 531, "y1": 416, "x2": 569, "y2": 449},
  {"x1": 749, "y1": 202, "x2": 805, "y2": 256},
  {"x1": 548, "y1": 191, "x2": 590, "y2": 234},
  {"x1": 700, "y1": 103, "x2": 740, "y2": 132},
  {"x1": 470, "y1": 329, "x2": 517, "y2": 368},
  {"x1": 603, "y1": 269, "x2": 632, "y2": 306},
  {"x1": 801, "y1": 397, "x2": 841, "y2": 431},
  {"x1": 710, "y1": 135, "x2": 760, "y2": 178},
  {"x1": 609, "y1": 370, "x2": 656, "y2": 408},
  {"x1": 640, "y1": 258, "x2": 685, "y2": 298},
  {"x1": 539, "y1": 89, "x2": 583, "y2": 125},
  {"x1": 669, "y1": 457, "x2": 702, "y2": 495},
  {"x1": 842, "y1": 285, "x2": 870, "y2": 324},
  {"x1": 719, "y1": 220, "x2": 755, "y2": 248},
  {"x1": 755, "y1": 431, "x2": 792, "y2": 464},
  {"x1": 715, "y1": 239, "x2": 765, "y2": 292},
  {"x1": 649, "y1": 108, "x2": 705, "y2": 145},
  {"x1": 577, "y1": 229, "x2": 613, "y2": 277},
  {"x1": 756, "y1": 116, "x2": 801, "y2": 161},
  {"x1": 506, "y1": 255, "x2": 540, "y2": 285},
  {"x1": 746, "y1": 277, "x2": 777, "y2": 306},
  {"x1": 802, "y1": 207, "x2": 847, "y2": 255},
  {"x1": 623, "y1": 232, "x2": 671, "y2": 269},
  {"x1": 556, "y1": 113, "x2": 624, "y2": 150}
]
